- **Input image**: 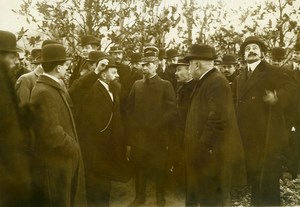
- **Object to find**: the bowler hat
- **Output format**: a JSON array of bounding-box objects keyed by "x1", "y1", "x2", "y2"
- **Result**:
[
  {"x1": 87, "y1": 51, "x2": 108, "y2": 62},
  {"x1": 166, "y1": 49, "x2": 180, "y2": 59},
  {"x1": 80, "y1": 35, "x2": 100, "y2": 47},
  {"x1": 271, "y1": 47, "x2": 286, "y2": 60},
  {"x1": 158, "y1": 48, "x2": 166, "y2": 60},
  {"x1": 240, "y1": 36, "x2": 267, "y2": 54},
  {"x1": 222, "y1": 54, "x2": 237, "y2": 65},
  {"x1": 141, "y1": 46, "x2": 159, "y2": 63},
  {"x1": 130, "y1": 53, "x2": 143, "y2": 63},
  {"x1": 294, "y1": 43, "x2": 300, "y2": 52},
  {"x1": 184, "y1": 44, "x2": 217, "y2": 61},
  {"x1": 41, "y1": 44, "x2": 72, "y2": 63},
  {"x1": 171, "y1": 57, "x2": 189, "y2": 67},
  {"x1": 31, "y1": 48, "x2": 42, "y2": 64},
  {"x1": 110, "y1": 46, "x2": 123, "y2": 53},
  {"x1": 42, "y1": 40, "x2": 59, "y2": 48},
  {"x1": 0, "y1": 30, "x2": 21, "y2": 52}
]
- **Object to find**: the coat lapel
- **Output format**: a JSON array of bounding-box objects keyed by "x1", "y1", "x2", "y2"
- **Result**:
[{"x1": 239, "y1": 61, "x2": 267, "y2": 98}]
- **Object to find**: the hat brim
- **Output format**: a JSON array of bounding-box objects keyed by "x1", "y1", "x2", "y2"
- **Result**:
[
  {"x1": 240, "y1": 40, "x2": 267, "y2": 53},
  {"x1": 184, "y1": 55, "x2": 217, "y2": 61},
  {"x1": 172, "y1": 63, "x2": 189, "y2": 67},
  {"x1": 41, "y1": 57, "x2": 72, "y2": 63},
  {"x1": 0, "y1": 47, "x2": 23, "y2": 53}
]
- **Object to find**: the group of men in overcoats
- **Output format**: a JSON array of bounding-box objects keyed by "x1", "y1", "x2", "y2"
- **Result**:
[{"x1": 1, "y1": 27, "x2": 300, "y2": 207}]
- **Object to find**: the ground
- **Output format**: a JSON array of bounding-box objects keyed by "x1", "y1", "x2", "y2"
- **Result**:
[{"x1": 110, "y1": 173, "x2": 300, "y2": 207}]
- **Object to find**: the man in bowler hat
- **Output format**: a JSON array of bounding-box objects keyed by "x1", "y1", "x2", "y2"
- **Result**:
[
  {"x1": 30, "y1": 44, "x2": 87, "y2": 207},
  {"x1": 0, "y1": 30, "x2": 33, "y2": 206},
  {"x1": 126, "y1": 46, "x2": 177, "y2": 207},
  {"x1": 232, "y1": 36, "x2": 296, "y2": 205},
  {"x1": 220, "y1": 54, "x2": 239, "y2": 85},
  {"x1": 270, "y1": 47, "x2": 286, "y2": 67},
  {"x1": 184, "y1": 44, "x2": 246, "y2": 206}
]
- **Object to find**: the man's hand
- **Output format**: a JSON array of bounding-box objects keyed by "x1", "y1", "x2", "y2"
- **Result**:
[
  {"x1": 94, "y1": 59, "x2": 109, "y2": 74},
  {"x1": 263, "y1": 90, "x2": 278, "y2": 105}
]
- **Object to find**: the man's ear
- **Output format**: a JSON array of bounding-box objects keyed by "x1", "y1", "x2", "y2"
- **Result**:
[{"x1": 56, "y1": 65, "x2": 61, "y2": 73}]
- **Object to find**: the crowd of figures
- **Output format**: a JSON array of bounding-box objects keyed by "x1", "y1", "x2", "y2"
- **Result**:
[{"x1": 1, "y1": 29, "x2": 300, "y2": 207}]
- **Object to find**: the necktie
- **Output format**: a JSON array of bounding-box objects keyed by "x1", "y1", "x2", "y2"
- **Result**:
[{"x1": 247, "y1": 67, "x2": 252, "y2": 80}]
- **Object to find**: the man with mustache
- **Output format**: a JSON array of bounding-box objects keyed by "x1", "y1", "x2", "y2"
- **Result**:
[
  {"x1": 76, "y1": 57, "x2": 125, "y2": 207},
  {"x1": 220, "y1": 54, "x2": 239, "y2": 85},
  {"x1": 232, "y1": 36, "x2": 296, "y2": 206}
]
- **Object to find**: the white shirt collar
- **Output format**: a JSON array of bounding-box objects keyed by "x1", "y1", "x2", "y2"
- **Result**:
[
  {"x1": 247, "y1": 60, "x2": 261, "y2": 71},
  {"x1": 99, "y1": 79, "x2": 114, "y2": 101},
  {"x1": 293, "y1": 62, "x2": 299, "y2": 70},
  {"x1": 43, "y1": 73, "x2": 61, "y2": 84},
  {"x1": 199, "y1": 68, "x2": 214, "y2": 80}
]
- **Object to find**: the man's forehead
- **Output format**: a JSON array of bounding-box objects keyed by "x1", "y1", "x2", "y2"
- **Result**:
[
  {"x1": 176, "y1": 65, "x2": 189, "y2": 70},
  {"x1": 245, "y1": 43, "x2": 260, "y2": 48}
]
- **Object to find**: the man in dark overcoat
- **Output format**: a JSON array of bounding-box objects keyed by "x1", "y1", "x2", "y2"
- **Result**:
[
  {"x1": 0, "y1": 30, "x2": 33, "y2": 207},
  {"x1": 232, "y1": 36, "x2": 296, "y2": 206},
  {"x1": 126, "y1": 46, "x2": 177, "y2": 207},
  {"x1": 30, "y1": 44, "x2": 87, "y2": 207},
  {"x1": 76, "y1": 57, "x2": 125, "y2": 207},
  {"x1": 184, "y1": 44, "x2": 246, "y2": 206}
]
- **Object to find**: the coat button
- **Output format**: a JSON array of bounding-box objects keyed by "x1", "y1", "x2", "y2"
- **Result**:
[{"x1": 252, "y1": 96, "x2": 256, "y2": 100}]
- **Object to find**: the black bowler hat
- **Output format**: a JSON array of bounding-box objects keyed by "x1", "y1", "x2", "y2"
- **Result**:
[
  {"x1": 0, "y1": 30, "x2": 21, "y2": 52},
  {"x1": 271, "y1": 47, "x2": 286, "y2": 60},
  {"x1": 109, "y1": 46, "x2": 123, "y2": 53},
  {"x1": 31, "y1": 48, "x2": 42, "y2": 64},
  {"x1": 87, "y1": 51, "x2": 108, "y2": 62},
  {"x1": 240, "y1": 36, "x2": 267, "y2": 54},
  {"x1": 184, "y1": 44, "x2": 217, "y2": 61},
  {"x1": 222, "y1": 54, "x2": 237, "y2": 65},
  {"x1": 80, "y1": 35, "x2": 100, "y2": 46},
  {"x1": 41, "y1": 44, "x2": 72, "y2": 63},
  {"x1": 130, "y1": 53, "x2": 143, "y2": 63},
  {"x1": 42, "y1": 39, "x2": 59, "y2": 48},
  {"x1": 166, "y1": 49, "x2": 180, "y2": 59},
  {"x1": 171, "y1": 57, "x2": 189, "y2": 67}
]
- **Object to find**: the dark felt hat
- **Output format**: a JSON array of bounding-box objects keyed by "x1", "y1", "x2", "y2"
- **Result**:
[
  {"x1": 42, "y1": 40, "x2": 59, "y2": 48},
  {"x1": 41, "y1": 44, "x2": 72, "y2": 63},
  {"x1": 109, "y1": 46, "x2": 123, "y2": 53},
  {"x1": 240, "y1": 36, "x2": 267, "y2": 54},
  {"x1": 271, "y1": 47, "x2": 286, "y2": 60},
  {"x1": 0, "y1": 30, "x2": 21, "y2": 52},
  {"x1": 31, "y1": 48, "x2": 42, "y2": 64},
  {"x1": 158, "y1": 48, "x2": 166, "y2": 60},
  {"x1": 141, "y1": 46, "x2": 159, "y2": 63},
  {"x1": 184, "y1": 44, "x2": 217, "y2": 61},
  {"x1": 130, "y1": 53, "x2": 143, "y2": 63},
  {"x1": 222, "y1": 54, "x2": 237, "y2": 65},
  {"x1": 80, "y1": 35, "x2": 100, "y2": 47},
  {"x1": 171, "y1": 57, "x2": 189, "y2": 67},
  {"x1": 87, "y1": 51, "x2": 108, "y2": 62},
  {"x1": 166, "y1": 49, "x2": 180, "y2": 59},
  {"x1": 294, "y1": 43, "x2": 300, "y2": 51}
]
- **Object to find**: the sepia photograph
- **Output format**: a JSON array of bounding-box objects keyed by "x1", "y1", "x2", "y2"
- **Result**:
[{"x1": 1, "y1": 0, "x2": 300, "y2": 206}]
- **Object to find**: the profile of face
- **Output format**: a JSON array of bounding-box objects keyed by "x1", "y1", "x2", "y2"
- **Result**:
[
  {"x1": 142, "y1": 61, "x2": 158, "y2": 78},
  {"x1": 58, "y1": 60, "x2": 72, "y2": 79},
  {"x1": 103, "y1": 67, "x2": 119, "y2": 83},
  {"x1": 131, "y1": 62, "x2": 143, "y2": 72},
  {"x1": 0, "y1": 52, "x2": 17, "y2": 69},
  {"x1": 111, "y1": 52, "x2": 123, "y2": 64},
  {"x1": 175, "y1": 65, "x2": 190, "y2": 83},
  {"x1": 244, "y1": 43, "x2": 262, "y2": 64},
  {"x1": 81, "y1": 44, "x2": 98, "y2": 58},
  {"x1": 221, "y1": 65, "x2": 235, "y2": 77},
  {"x1": 189, "y1": 60, "x2": 201, "y2": 80},
  {"x1": 166, "y1": 56, "x2": 178, "y2": 66}
]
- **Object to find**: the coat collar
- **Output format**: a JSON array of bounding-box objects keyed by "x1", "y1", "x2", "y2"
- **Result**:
[
  {"x1": 190, "y1": 68, "x2": 218, "y2": 99},
  {"x1": 96, "y1": 80, "x2": 114, "y2": 105},
  {"x1": 143, "y1": 74, "x2": 160, "y2": 83},
  {"x1": 37, "y1": 75, "x2": 65, "y2": 92}
]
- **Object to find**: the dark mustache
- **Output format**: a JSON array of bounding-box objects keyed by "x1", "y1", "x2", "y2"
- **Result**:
[{"x1": 248, "y1": 52, "x2": 258, "y2": 56}]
